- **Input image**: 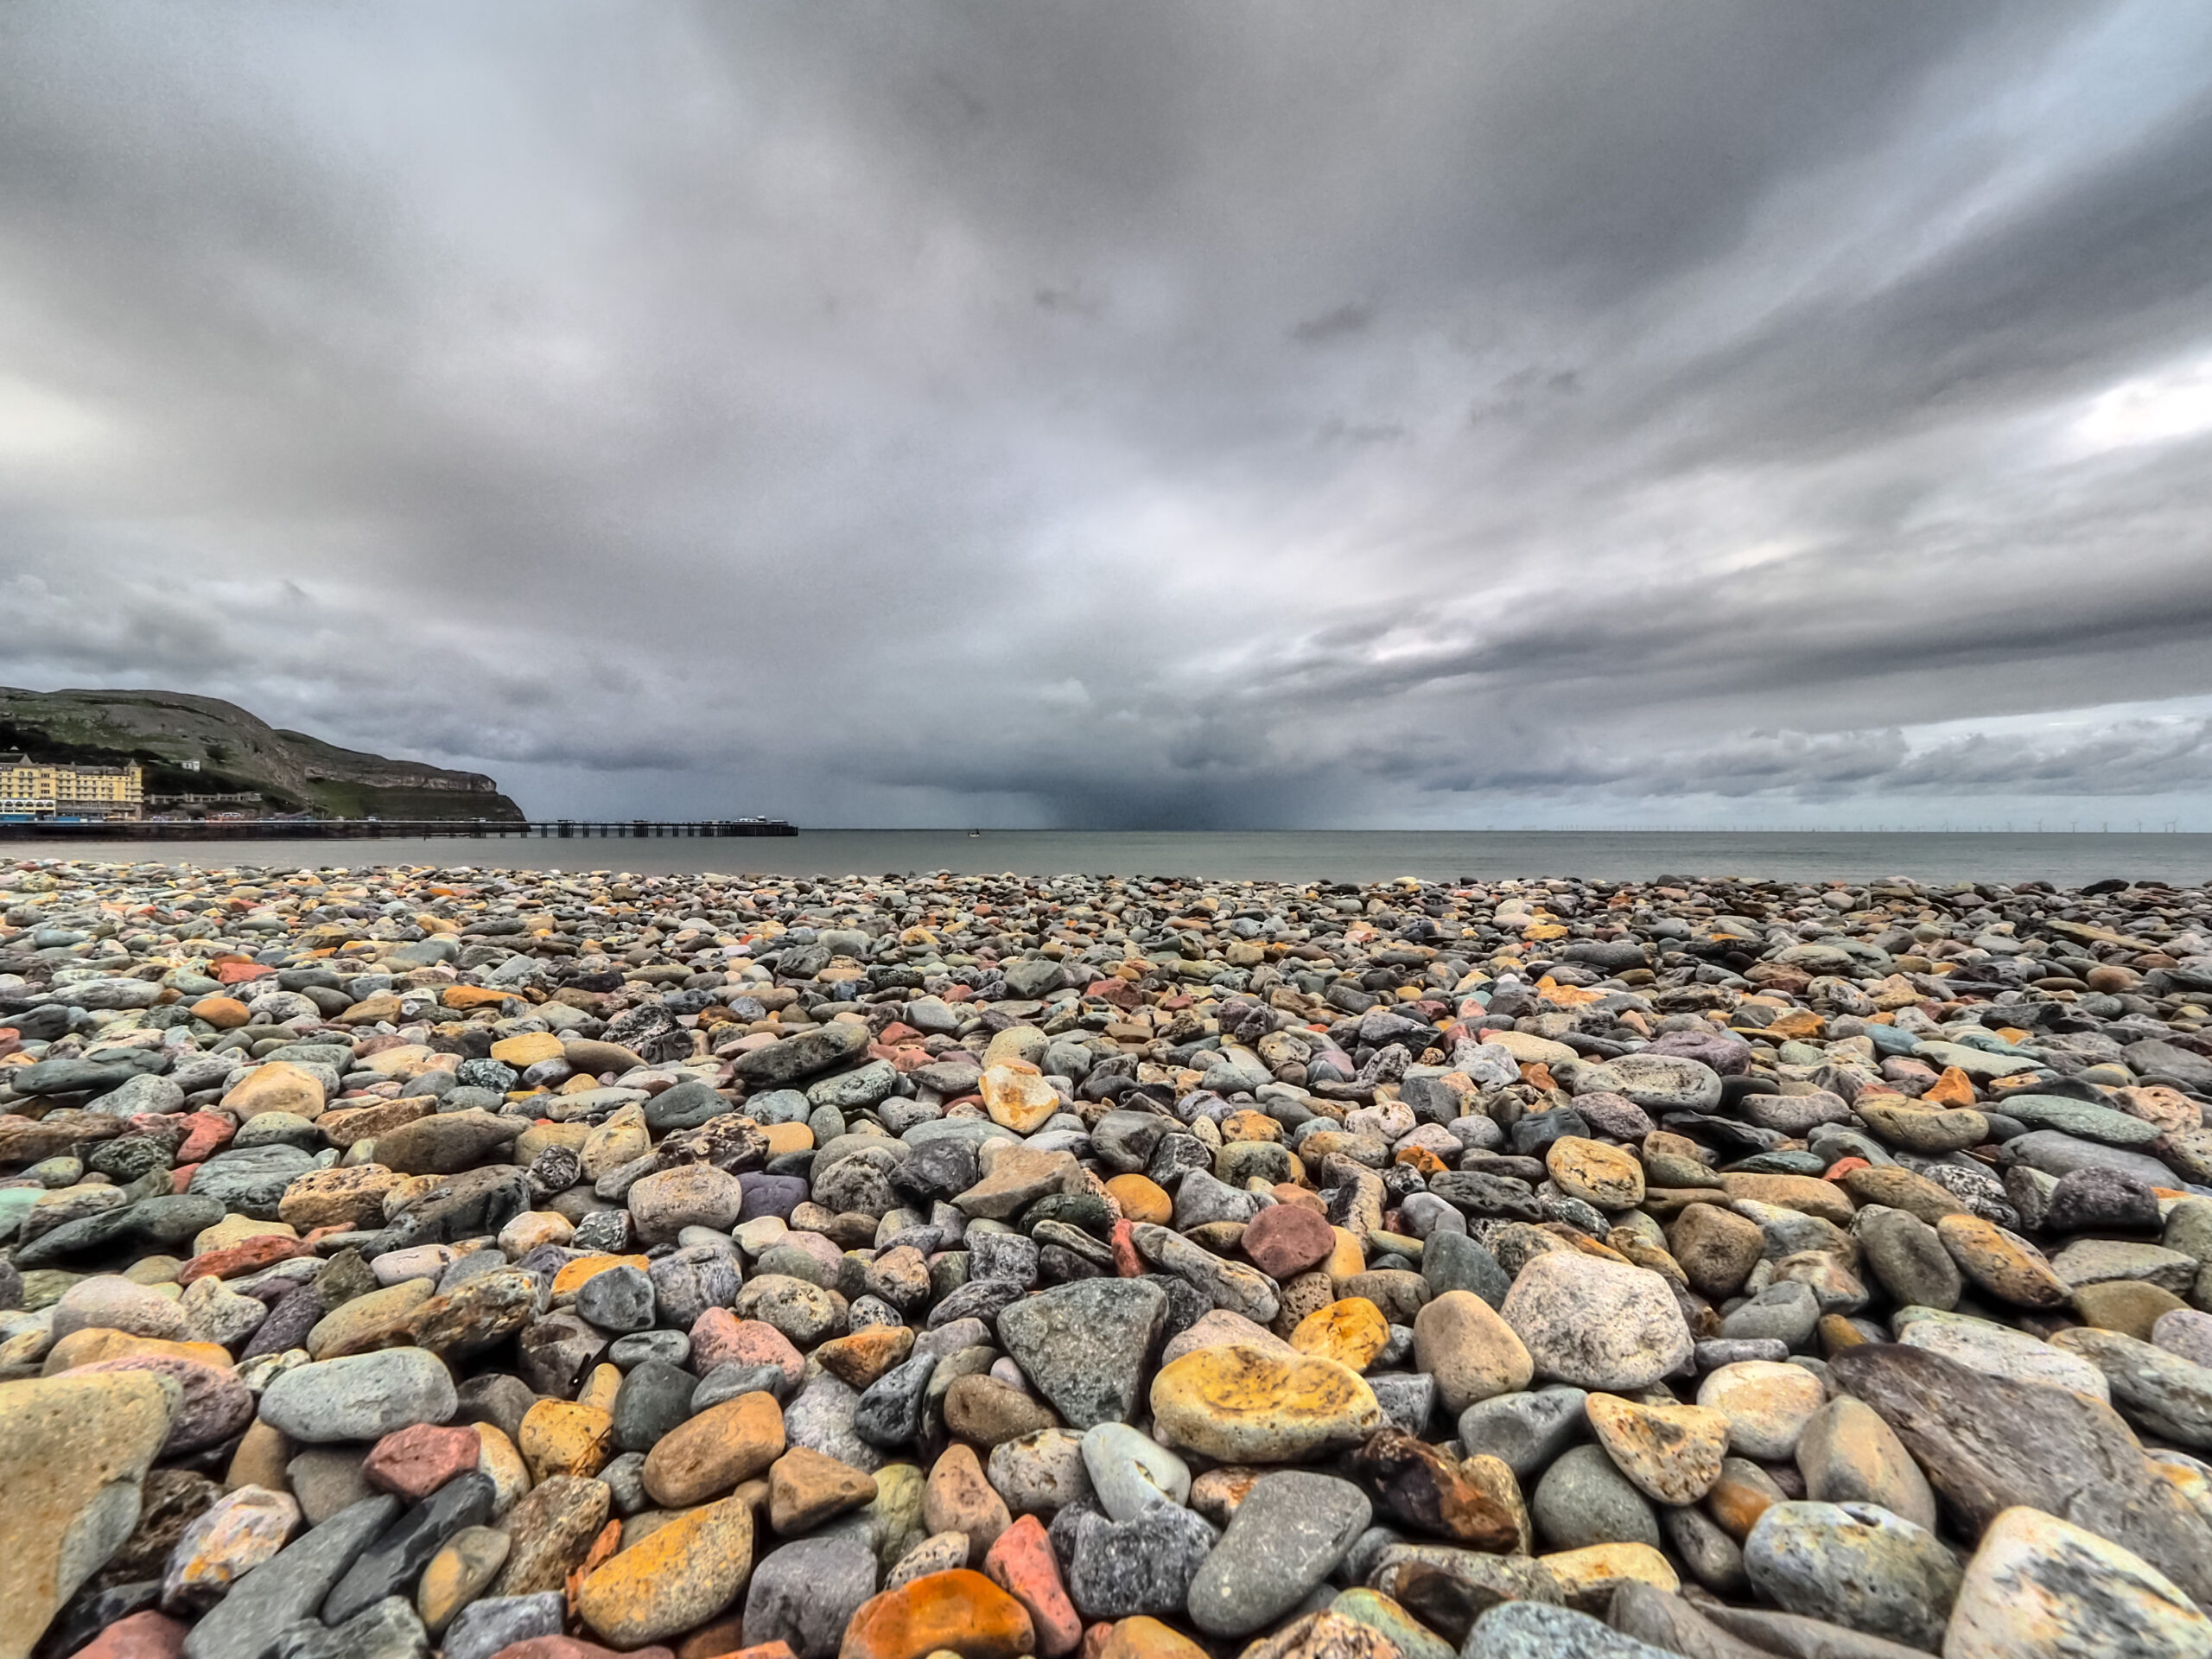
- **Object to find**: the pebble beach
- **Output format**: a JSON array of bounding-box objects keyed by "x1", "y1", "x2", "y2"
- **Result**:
[{"x1": 3, "y1": 855, "x2": 2211, "y2": 1659}]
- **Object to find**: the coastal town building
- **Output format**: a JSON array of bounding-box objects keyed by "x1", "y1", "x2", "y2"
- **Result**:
[{"x1": 0, "y1": 753, "x2": 145, "y2": 820}]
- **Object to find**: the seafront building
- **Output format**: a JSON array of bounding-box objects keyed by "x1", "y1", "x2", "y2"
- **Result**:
[{"x1": 0, "y1": 752, "x2": 144, "y2": 820}]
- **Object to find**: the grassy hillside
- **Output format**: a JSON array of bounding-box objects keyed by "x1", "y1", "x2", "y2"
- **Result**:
[{"x1": 0, "y1": 687, "x2": 525, "y2": 820}]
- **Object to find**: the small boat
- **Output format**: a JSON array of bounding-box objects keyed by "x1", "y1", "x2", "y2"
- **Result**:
[{"x1": 969, "y1": 829, "x2": 982, "y2": 837}]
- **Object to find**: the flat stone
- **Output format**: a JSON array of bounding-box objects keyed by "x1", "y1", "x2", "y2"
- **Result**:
[
  {"x1": 323, "y1": 1471, "x2": 496, "y2": 1625},
  {"x1": 0, "y1": 1370, "x2": 179, "y2": 1657},
  {"x1": 1742, "y1": 1500, "x2": 1958, "y2": 1650},
  {"x1": 1586, "y1": 1394, "x2": 1728, "y2": 1505},
  {"x1": 181, "y1": 1497, "x2": 399, "y2": 1659},
  {"x1": 2048, "y1": 1325, "x2": 2212, "y2": 1448},
  {"x1": 1944, "y1": 1503, "x2": 2212, "y2": 1659},
  {"x1": 1149, "y1": 1343, "x2": 1382, "y2": 1463},
  {"x1": 1463, "y1": 1601, "x2": 1674, "y2": 1658},
  {"x1": 1185, "y1": 1471, "x2": 1371, "y2": 1637},
  {"x1": 439, "y1": 1592, "x2": 558, "y2": 1659},
  {"x1": 1897, "y1": 1315, "x2": 2109, "y2": 1400},
  {"x1": 1827, "y1": 1343, "x2": 2212, "y2": 1607}
]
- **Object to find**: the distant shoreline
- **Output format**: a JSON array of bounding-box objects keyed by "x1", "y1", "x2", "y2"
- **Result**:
[{"x1": 7, "y1": 827, "x2": 2207, "y2": 887}]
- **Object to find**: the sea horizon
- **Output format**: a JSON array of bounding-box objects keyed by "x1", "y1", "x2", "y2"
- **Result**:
[{"x1": 21, "y1": 826, "x2": 2212, "y2": 886}]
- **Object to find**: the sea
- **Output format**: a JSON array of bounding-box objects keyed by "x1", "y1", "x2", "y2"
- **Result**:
[{"x1": 29, "y1": 830, "x2": 2212, "y2": 886}]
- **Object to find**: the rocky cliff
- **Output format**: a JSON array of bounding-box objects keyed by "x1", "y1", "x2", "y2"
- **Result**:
[{"x1": 0, "y1": 687, "x2": 524, "y2": 819}]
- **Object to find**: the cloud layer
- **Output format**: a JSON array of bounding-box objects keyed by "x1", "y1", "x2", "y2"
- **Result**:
[{"x1": 4, "y1": 2, "x2": 2212, "y2": 827}]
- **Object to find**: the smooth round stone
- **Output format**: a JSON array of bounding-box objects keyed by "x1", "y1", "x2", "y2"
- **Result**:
[
  {"x1": 1945, "y1": 1504, "x2": 2212, "y2": 1659},
  {"x1": 51, "y1": 1275, "x2": 189, "y2": 1342},
  {"x1": 1794, "y1": 1395, "x2": 1937, "y2": 1532},
  {"x1": 1719, "y1": 1281, "x2": 1821, "y2": 1349},
  {"x1": 1459, "y1": 1386, "x2": 1588, "y2": 1481},
  {"x1": 1499, "y1": 1253, "x2": 1694, "y2": 1389},
  {"x1": 1080, "y1": 1422, "x2": 1190, "y2": 1522},
  {"x1": 1545, "y1": 1137, "x2": 1644, "y2": 1209},
  {"x1": 1669, "y1": 1205, "x2": 1764, "y2": 1300},
  {"x1": 612, "y1": 1358, "x2": 696, "y2": 1454},
  {"x1": 573, "y1": 1264, "x2": 655, "y2": 1333},
  {"x1": 1411, "y1": 1289, "x2": 1533, "y2": 1414},
  {"x1": 258, "y1": 1348, "x2": 458, "y2": 1444},
  {"x1": 1531, "y1": 1444, "x2": 1660, "y2": 1551},
  {"x1": 987, "y1": 1427, "x2": 1092, "y2": 1516},
  {"x1": 1744, "y1": 1500, "x2": 1961, "y2": 1651},
  {"x1": 2044, "y1": 1166, "x2": 2163, "y2": 1233},
  {"x1": 1697, "y1": 1362, "x2": 1828, "y2": 1460},
  {"x1": 1421, "y1": 1230, "x2": 1510, "y2": 1306},
  {"x1": 1185, "y1": 1471, "x2": 1372, "y2": 1637},
  {"x1": 1857, "y1": 1209, "x2": 1962, "y2": 1313}
]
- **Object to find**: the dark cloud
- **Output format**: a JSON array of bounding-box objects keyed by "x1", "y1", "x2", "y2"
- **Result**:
[{"x1": 3, "y1": 2, "x2": 2211, "y2": 828}]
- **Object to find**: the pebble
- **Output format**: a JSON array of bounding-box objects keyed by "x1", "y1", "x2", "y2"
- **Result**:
[
  {"x1": 5, "y1": 856, "x2": 2212, "y2": 1659},
  {"x1": 741, "y1": 1532, "x2": 880, "y2": 1659},
  {"x1": 1148, "y1": 1344, "x2": 1383, "y2": 1462},
  {"x1": 3, "y1": 1369, "x2": 180, "y2": 1652},
  {"x1": 837, "y1": 1568, "x2": 1033, "y2": 1659},
  {"x1": 162, "y1": 1485, "x2": 299, "y2": 1611},
  {"x1": 1063, "y1": 1502, "x2": 1219, "y2": 1621},
  {"x1": 1500, "y1": 1252, "x2": 1694, "y2": 1389},
  {"x1": 1743, "y1": 1500, "x2": 1961, "y2": 1649},
  {"x1": 1532, "y1": 1442, "x2": 1661, "y2": 1552},
  {"x1": 1081, "y1": 1421, "x2": 1190, "y2": 1522},
  {"x1": 1945, "y1": 1504, "x2": 2212, "y2": 1659},
  {"x1": 1185, "y1": 1471, "x2": 1370, "y2": 1637},
  {"x1": 575, "y1": 1492, "x2": 753, "y2": 1648},
  {"x1": 257, "y1": 1350, "x2": 458, "y2": 1445},
  {"x1": 1586, "y1": 1394, "x2": 1729, "y2": 1504}
]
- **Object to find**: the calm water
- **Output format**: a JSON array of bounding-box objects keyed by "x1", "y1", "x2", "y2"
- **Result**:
[{"x1": 27, "y1": 830, "x2": 2212, "y2": 885}]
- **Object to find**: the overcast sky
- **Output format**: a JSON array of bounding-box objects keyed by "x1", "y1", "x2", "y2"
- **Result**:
[{"x1": 4, "y1": 2, "x2": 2212, "y2": 829}]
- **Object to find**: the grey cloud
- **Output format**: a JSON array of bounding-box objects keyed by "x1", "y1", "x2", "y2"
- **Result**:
[{"x1": 2, "y1": 2, "x2": 2210, "y2": 828}]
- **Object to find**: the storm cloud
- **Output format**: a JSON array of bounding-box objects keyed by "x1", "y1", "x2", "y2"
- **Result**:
[{"x1": 3, "y1": 1, "x2": 2211, "y2": 827}]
